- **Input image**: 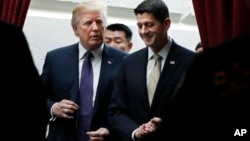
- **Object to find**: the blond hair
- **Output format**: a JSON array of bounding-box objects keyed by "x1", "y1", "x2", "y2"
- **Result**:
[{"x1": 71, "y1": 0, "x2": 107, "y2": 27}]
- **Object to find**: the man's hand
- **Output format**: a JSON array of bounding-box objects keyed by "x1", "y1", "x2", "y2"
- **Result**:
[
  {"x1": 52, "y1": 99, "x2": 79, "y2": 119},
  {"x1": 134, "y1": 117, "x2": 162, "y2": 140},
  {"x1": 87, "y1": 127, "x2": 110, "y2": 141}
]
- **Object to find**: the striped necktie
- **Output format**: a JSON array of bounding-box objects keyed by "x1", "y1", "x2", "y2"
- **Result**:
[{"x1": 147, "y1": 54, "x2": 162, "y2": 106}]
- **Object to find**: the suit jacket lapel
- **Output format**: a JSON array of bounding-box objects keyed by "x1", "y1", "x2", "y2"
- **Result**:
[
  {"x1": 151, "y1": 42, "x2": 181, "y2": 108},
  {"x1": 67, "y1": 44, "x2": 80, "y2": 102},
  {"x1": 132, "y1": 48, "x2": 150, "y2": 108},
  {"x1": 138, "y1": 50, "x2": 149, "y2": 106}
]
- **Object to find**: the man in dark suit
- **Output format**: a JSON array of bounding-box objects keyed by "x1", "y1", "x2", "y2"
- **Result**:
[
  {"x1": 165, "y1": 33, "x2": 250, "y2": 139},
  {"x1": 41, "y1": 1, "x2": 128, "y2": 141},
  {"x1": 108, "y1": 0, "x2": 195, "y2": 141},
  {"x1": 1, "y1": 20, "x2": 47, "y2": 141}
]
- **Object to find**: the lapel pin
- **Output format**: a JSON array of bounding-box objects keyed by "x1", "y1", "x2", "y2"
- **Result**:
[
  {"x1": 170, "y1": 60, "x2": 175, "y2": 64},
  {"x1": 108, "y1": 60, "x2": 112, "y2": 64}
]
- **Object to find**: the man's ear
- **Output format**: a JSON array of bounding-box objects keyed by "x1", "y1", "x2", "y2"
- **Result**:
[
  {"x1": 128, "y1": 42, "x2": 133, "y2": 52},
  {"x1": 72, "y1": 25, "x2": 79, "y2": 36}
]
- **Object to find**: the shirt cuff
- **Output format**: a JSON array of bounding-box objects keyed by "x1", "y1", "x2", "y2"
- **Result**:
[
  {"x1": 132, "y1": 128, "x2": 140, "y2": 141},
  {"x1": 49, "y1": 103, "x2": 57, "y2": 121}
]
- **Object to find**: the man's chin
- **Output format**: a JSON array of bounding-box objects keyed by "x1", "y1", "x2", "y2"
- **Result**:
[
  {"x1": 88, "y1": 42, "x2": 102, "y2": 49},
  {"x1": 144, "y1": 42, "x2": 152, "y2": 47},
  {"x1": 143, "y1": 39, "x2": 153, "y2": 46}
]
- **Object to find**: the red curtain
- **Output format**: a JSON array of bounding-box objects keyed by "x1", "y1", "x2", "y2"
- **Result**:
[
  {"x1": 0, "y1": 0, "x2": 31, "y2": 29},
  {"x1": 192, "y1": 0, "x2": 250, "y2": 48}
]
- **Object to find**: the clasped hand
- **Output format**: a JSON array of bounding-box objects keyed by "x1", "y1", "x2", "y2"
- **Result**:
[
  {"x1": 134, "y1": 117, "x2": 162, "y2": 140},
  {"x1": 52, "y1": 99, "x2": 79, "y2": 119}
]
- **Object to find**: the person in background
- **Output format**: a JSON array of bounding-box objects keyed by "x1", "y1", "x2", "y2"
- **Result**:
[
  {"x1": 41, "y1": 1, "x2": 128, "y2": 141},
  {"x1": 195, "y1": 42, "x2": 203, "y2": 54},
  {"x1": 104, "y1": 23, "x2": 133, "y2": 52},
  {"x1": 165, "y1": 34, "x2": 250, "y2": 139},
  {"x1": 108, "y1": 0, "x2": 195, "y2": 141},
  {"x1": 1, "y1": 20, "x2": 47, "y2": 141}
]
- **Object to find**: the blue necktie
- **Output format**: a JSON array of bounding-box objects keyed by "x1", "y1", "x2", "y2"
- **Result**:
[{"x1": 78, "y1": 51, "x2": 93, "y2": 141}]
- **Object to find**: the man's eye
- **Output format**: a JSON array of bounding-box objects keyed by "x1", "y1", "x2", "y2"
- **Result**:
[
  {"x1": 96, "y1": 20, "x2": 103, "y2": 25},
  {"x1": 105, "y1": 40, "x2": 110, "y2": 43},
  {"x1": 115, "y1": 40, "x2": 122, "y2": 44},
  {"x1": 137, "y1": 24, "x2": 142, "y2": 29},
  {"x1": 83, "y1": 21, "x2": 92, "y2": 26},
  {"x1": 145, "y1": 23, "x2": 153, "y2": 27}
]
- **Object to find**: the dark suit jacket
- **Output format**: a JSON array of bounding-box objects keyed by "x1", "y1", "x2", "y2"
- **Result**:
[
  {"x1": 1, "y1": 20, "x2": 47, "y2": 141},
  {"x1": 108, "y1": 40, "x2": 195, "y2": 141},
  {"x1": 41, "y1": 43, "x2": 128, "y2": 141},
  {"x1": 165, "y1": 34, "x2": 250, "y2": 139}
]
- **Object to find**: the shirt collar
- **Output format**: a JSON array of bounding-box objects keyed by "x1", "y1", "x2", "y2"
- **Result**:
[{"x1": 79, "y1": 42, "x2": 104, "y2": 60}]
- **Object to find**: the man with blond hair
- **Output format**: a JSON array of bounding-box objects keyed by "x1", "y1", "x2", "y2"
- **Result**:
[{"x1": 41, "y1": 1, "x2": 128, "y2": 141}]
